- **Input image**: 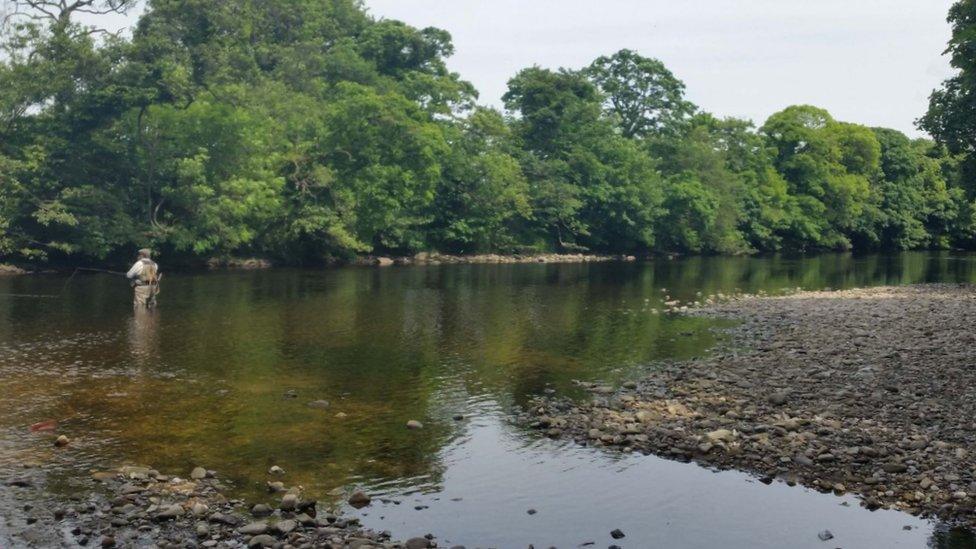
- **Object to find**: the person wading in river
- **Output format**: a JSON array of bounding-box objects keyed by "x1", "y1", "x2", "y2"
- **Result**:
[{"x1": 126, "y1": 248, "x2": 160, "y2": 308}]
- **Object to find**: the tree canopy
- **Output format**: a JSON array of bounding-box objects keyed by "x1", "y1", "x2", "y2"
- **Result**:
[{"x1": 0, "y1": 0, "x2": 971, "y2": 266}]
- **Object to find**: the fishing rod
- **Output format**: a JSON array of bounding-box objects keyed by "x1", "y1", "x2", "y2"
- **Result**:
[
  {"x1": 58, "y1": 267, "x2": 127, "y2": 294},
  {"x1": 73, "y1": 267, "x2": 126, "y2": 276},
  {"x1": 0, "y1": 266, "x2": 128, "y2": 299}
]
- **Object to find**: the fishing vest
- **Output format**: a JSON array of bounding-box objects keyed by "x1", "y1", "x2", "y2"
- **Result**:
[{"x1": 139, "y1": 258, "x2": 159, "y2": 285}]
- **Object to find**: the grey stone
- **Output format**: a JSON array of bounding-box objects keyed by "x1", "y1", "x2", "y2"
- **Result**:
[
  {"x1": 153, "y1": 504, "x2": 183, "y2": 521},
  {"x1": 247, "y1": 534, "x2": 276, "y2": 548},
  {"x1": 238, "y1": 522, "x2": 267, "y2": 535},
  {"x1": 280, "y1": 493, "x2": 299, "y2": 511}
]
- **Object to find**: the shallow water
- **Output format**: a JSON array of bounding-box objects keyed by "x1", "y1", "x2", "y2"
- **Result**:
[{"x1": 2, "y1": 252, "x2": 976, "y2": 547}]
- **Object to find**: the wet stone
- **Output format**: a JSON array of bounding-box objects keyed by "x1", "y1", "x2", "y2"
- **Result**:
[{"x1": 348, "y1": 491, "x2": 371, "y2": 509}]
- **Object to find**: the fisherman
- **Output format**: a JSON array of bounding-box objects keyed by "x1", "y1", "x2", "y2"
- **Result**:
[{"x1": 125, "y1": 248, "x2": 160, "y2": 308}]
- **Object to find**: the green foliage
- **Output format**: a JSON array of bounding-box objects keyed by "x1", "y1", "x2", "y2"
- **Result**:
[
  {"x1": 0, "y1": 0, "x2": 972, "y2": 265},
  {"x1": 504, "y1": 67, "x2": 664, "y2": 252},
  {"x1": 921, "y1": 1, "x2": 976, "y2": 158},
  {"x1": 585, "y1": 49, "x2": 695, "y2": 138}
]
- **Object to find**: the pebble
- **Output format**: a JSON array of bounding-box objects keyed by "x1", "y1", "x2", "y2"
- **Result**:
[
  {"x1": 348, "y1": 491, "x2": 371, "y2": 508},
  {"x1": 54, "y1": 435, "x2": 70, "y2": 447},
  {"x1": 154, "y1": 504, "x2": 183, "y2": 521},
  {"x1": 274, "y1": 519, "x2": 297, "y2": 534},
  {"x1": 406, "y1": 420, "x2": 424, "y2": 430},
  {"x1": 280, "y1": 493, "x2": 299, "y2": 511},
  {"x1": 610, "y1": 529, "x2": 625, "y2": 539},
  {"x1": 238, "y1": 522, "x2": 267, "y2": 535},
  {"x1": 190, "y1": 467, "x2": 207, "y2": 480},
  {"x1": 247, "y1": 534, "x2": 276, "y2": 548},
  {"x1": 268, "y1": 465, "x2": 285, "y2": 475}
]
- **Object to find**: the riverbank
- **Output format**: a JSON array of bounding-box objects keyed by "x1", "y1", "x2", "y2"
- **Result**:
[
  {"x1": 2, "y1": 253, "x2": 640, "y2": 275},
  {"x1": 353, "y1": 252, "x2": 638, "y2": 267},
  {"x1": 2, "y1": 462, "x2": 444, "y2": 548},
  {"x1": 521, "y1": 284, "x2": 976, "y2": 528}
]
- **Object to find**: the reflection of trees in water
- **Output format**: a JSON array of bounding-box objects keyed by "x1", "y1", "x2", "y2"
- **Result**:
[{"x1": 928, "y1": 522, "x2": 976, "y2": 548}]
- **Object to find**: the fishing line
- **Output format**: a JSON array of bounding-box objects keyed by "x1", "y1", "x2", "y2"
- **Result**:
[{"x1": 0, "y1": 267, "x2": 126, "y2": 299}]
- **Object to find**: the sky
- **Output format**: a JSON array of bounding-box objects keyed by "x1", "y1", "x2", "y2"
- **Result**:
[{"x1": 364, "y1": 0, "x2": 957, "y2": 137}]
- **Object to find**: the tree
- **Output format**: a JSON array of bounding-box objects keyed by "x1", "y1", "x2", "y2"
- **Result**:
[
  {"x1": 429, "y1": 108, "x2": 531, "y2": 253},
  {"x1": 761, "y1": 106, "x2": 881, "y2": 250},
  {"x1": 504, "y1": 66, "x2": 663, "y2": 252},
  {"x1": 919, "y1": 0, "x2": 976, "y2": 184},
  {"x1": 584, "y1": 49, "x2": 695, "y2": 138}
]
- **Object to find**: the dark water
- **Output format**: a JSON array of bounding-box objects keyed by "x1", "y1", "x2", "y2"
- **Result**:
[{"x1": 2, "y1": 252, "x2": 976, "y2": 548}]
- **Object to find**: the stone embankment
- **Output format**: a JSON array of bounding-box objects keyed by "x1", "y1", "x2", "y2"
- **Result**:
[{"x1": 522, "y1": 284, "x2": 976, "y2": 527}]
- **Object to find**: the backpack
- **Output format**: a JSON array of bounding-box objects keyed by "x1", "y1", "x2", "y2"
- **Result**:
[{"x1": 139, "y1": 259, "x2": 159, "y2": 285}]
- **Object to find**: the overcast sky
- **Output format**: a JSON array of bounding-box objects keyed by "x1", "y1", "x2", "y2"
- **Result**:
[{"x1": 365, "y1": 0, "x2": 956, "y2": 137}]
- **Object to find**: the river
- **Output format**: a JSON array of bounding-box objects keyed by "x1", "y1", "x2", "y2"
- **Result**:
[{"x1": 2, "y1": 252, "x2": 975, "y2": 548}]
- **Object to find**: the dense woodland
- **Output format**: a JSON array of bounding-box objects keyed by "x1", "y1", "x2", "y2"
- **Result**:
[{"x1": 2, "y1": 0, "x2": 976, "y2": 266}]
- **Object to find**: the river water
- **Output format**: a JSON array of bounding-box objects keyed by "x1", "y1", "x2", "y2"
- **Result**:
[{"x1": 2, "y1": 252, "x2": 976, "y2": 548}]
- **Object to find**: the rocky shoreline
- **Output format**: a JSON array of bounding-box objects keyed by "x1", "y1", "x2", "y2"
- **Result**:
[
  {"x1": 520, "y1": 284, "x2": 976, "y2": 529},
  {"x1": 354, "y1": 252, "x2": 638, "y2": 267},
  {"x1": 2, "y1": 463, "x2": 447, "y2": 549}
]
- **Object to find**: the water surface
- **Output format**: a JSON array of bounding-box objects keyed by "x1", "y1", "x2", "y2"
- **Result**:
[{"x1": 2, "y1": 252, "x2": 976, "y2": 548}]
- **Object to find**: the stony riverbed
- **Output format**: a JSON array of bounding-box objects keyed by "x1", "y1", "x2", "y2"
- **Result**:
[
  {"x1": 522, "y1": 284, "x2": 976, "y2": 528},
  {"x1": 2, "y1": 463, "x2": 447, "y2": 548}
]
